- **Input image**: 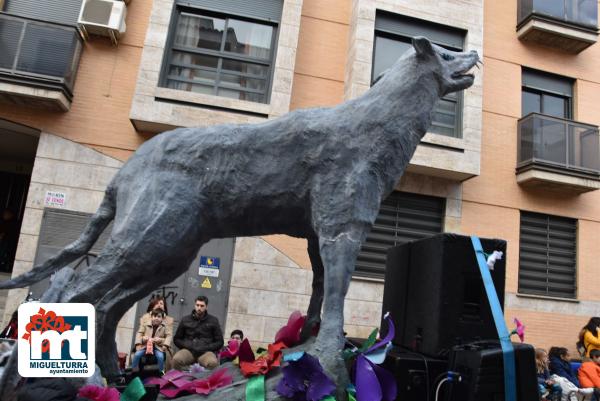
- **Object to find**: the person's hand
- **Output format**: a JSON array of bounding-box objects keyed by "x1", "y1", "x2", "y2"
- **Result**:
[
  {"x1": 546, "y1": 379, "x2": 555, "y2": 385},
  {"x1": 142, "y1": 336, "x2": 148, "y2": 343}
]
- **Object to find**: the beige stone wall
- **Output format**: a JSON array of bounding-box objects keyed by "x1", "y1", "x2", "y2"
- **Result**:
[
  {"x1": 1, "y1": 133, "x2": 137, "y2": 356},
  {"x1": 225, "y1": 237, "x2": 387, "y2": 347}
]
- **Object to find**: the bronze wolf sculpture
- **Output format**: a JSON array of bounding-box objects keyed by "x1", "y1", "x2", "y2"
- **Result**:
[{"x1": 0, "y1": 37, "x2": 478, "y2": 385}]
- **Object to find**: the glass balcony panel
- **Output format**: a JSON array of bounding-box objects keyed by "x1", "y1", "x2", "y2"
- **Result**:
[
  {"x1": 533, "y1": 0, "x2": 565, "y2": 20},
  {"x1": 0, "y1": 14, "x2": 83, "y2": 97},
  {"x1": 0, "y1": 18, "x2": 23, "y2": 69},
  {"x1": 519, "y1": 0, "x2": 598, "y2": 30},
  {"x1": 535, "y1": 118, "x2": 567, "y2": 165},
  {"x1": 565, "y1": 0, "x2": 598, "y2": 28},
  {"x1": 569, "y1": 125, "x2": 600, "y2": 171},
  {"x1": 518, "y1": 113, "x2": 600, "y2": 175},
  {"x1": 519, "y1": 115, "x2": 535, "y2": 164}
]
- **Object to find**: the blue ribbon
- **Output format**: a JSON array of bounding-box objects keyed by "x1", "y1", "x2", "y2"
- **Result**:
[{"x1": 470, "y1": 236, "x2": 516, "y2": 401}]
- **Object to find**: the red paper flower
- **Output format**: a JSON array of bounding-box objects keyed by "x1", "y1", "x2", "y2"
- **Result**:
[
  {"x1": 239, "y1": 341, "x2": 286, "y2": 377},
  {"x1": 274, "y1": 311, "x2": 306, "y2": 347}
]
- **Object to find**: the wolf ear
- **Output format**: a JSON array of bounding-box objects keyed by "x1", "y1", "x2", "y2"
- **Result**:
[{"x1": 412, "y1": 36, "x2": 434, "y2": 58}]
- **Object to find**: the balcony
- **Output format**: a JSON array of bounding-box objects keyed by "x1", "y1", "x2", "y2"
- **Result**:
[
  {"x1": 0, "y1": 13, "x2": 83, "y2": 111},
  {"x1": 517, "y1": 113, "x2": 600, "y2": 193},
  {"x1": 517, "y1": 0, "x2": 598, "y2": 53}
]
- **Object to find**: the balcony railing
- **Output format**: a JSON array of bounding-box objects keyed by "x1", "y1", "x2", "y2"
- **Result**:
[
  {"x1": 518, "y1": 113, "x2": 600, "y2": 177},
  {"x1": 518, "y1": 0, "x2": 598, "y2": 31},
  {"x1": 0, "y1": 13, "x2": 83, "y2": 100}
]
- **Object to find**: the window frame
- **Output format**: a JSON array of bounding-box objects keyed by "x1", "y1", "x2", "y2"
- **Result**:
[
  {"x1": 159, "y1": 5, "x2": 279, "y2": 104},
  {"x1": 372, "y1": 14, "x2": 466, "y2": 139},
  {"x1": 521, "y1": 68, "x2": 574, "y2": 119}
]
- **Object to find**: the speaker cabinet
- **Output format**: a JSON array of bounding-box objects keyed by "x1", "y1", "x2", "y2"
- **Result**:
[
  {"x1": 381, "y1": 346, "x2": 448, "y2": 401},
  {"x1": 382, "y1": 233, "x2": 506, "y2": 357},
  {"x1": 447, "y1": 341, "x2": 539, "y2": 401}
]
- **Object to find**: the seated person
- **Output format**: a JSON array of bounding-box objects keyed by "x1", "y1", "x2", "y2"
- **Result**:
[
  {"x1": 578, "y1": 349, "x2": 600, "y2": 401},
  {"x1": 537, "y1": 348, "x2": 562, "y2": 401},
  {"x1": 131, "y1": 308, "x2": 172, "y2": 372},
  {"x1": 220, "y1": 329, "x2": 244, "y2": 363},
  {"x1": 172, "y1": 296, "x2": 224, "y2": 370},
  {"x1": 549, "y1": 347, "x2": 580, "y2": 387}
]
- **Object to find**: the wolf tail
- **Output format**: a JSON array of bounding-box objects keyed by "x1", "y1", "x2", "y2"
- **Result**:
[{"x1": 0, "y1": 187, "x2": 117, "y2": 289}]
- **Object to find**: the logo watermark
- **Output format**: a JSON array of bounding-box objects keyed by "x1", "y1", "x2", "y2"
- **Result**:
[{"x1": 18, "y1": 303, "x2": 95, "y2": 377}]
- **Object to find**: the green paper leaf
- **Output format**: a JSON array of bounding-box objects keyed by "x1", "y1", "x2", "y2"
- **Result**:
[
  {"x1": 358, "y1": 328, "x2": 378, "y2": 353},
  {"x1": 120, "y1": 377, "x2": 146, "y2": 401},
  {"x1": 246, "y1": 374, "x2": 265, "y2": 401}
]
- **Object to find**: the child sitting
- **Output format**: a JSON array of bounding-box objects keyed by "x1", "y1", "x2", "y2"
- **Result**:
[
  {"x1": 536, "y1": 348, "x2": 562, "y2": 401},
  {"x1": 131, "y1": 308, "x2": 172, "y2": 372}
]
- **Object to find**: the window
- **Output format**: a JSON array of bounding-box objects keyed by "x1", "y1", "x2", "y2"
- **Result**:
[
  {"x1": 161, "y1": 8, "x2": 277, "y2": 104},
  {"x1": 518, "y1": 212, "x2": 577, "y2": 299},
  {"x1": 355, "y1": 191, "x2": 445, "y2": 279},
  {"x1": 522, "y1": 68, "x2": 574, "y2": 119},
  {"x1": 372, "y1": 12, "x2": 466, "y2": 138}
]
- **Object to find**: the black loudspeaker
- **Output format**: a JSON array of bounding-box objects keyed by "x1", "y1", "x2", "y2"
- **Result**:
[
  {"x1": 381, "y1": 346, "x2": 448, "y2": 401},
  {"x1": 446, "y1": 341, "x2": 539, "y2": 401},
  {"x1": 382, "y1": 233, "x2": 506, "y2": 357}
]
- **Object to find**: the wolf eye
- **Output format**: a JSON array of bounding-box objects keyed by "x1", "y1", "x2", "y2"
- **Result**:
[{"x1": 442, "y1": 53, "x2": 454, "y2": 61}]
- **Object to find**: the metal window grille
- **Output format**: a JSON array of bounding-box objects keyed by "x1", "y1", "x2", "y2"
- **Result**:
[
  {"x1": 518, "y1": 211, "x2": 577, "y2": 299},
  {"x1": 355, "y1": 191, "x2": 446, "y2": 279}
]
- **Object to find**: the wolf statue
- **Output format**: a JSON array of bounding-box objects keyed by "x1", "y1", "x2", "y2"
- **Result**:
[{"x1": 0, "y1": 37, "x2": 478, "y2": 395}]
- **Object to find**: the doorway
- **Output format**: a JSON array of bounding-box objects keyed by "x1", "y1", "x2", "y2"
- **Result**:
[{"x1": 0, "y1": 119, "x2": 39, "y2": 275}]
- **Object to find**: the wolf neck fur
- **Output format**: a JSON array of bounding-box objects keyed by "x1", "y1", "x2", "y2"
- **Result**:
[{"x1": 343, "y1": 57, "x2": 440, "y2": 193}]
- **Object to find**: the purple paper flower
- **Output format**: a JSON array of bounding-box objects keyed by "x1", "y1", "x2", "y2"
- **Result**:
[
  {"x1": 276, "y1": 353, "x2": 336, "y2": 401},
  {"x1": 350, "y1": 313, "x2": 397, "y2": 401}
]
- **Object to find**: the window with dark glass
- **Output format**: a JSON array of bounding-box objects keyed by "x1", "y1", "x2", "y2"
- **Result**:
[
  {"x1": 518, "y1": 212, "x2": 577, "y2": 299},
  {"x1": 521, "y1": 68, "x2": 573, "y2": 119},
  {"x1": 161, "y1": 8, "x2": 277, "y2": 104},
  {"x1": 372, "y1": 12, "x2": 467, "y2": 138}
]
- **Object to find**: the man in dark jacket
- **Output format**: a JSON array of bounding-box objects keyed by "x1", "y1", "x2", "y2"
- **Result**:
[{"x1": 172, "y1": 295, "x2": 224, "y2": 370}]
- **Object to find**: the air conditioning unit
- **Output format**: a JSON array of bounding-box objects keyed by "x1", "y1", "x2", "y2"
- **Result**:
[{"x1": 78, "y1": 0, "x2": 127, "y2": 43}]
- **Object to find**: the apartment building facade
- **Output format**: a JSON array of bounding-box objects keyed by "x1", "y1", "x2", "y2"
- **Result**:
[{"x1": 0, "y1": 0, "x2": 597, "y2": 356}]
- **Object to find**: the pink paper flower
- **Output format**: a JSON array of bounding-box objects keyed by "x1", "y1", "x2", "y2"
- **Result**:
[
  {"x1": 512, "y1": 318, "x2": 525, "y2": 343},
  {"x1": 77, "y1": 385, "x2": 120, "y2": 401}
]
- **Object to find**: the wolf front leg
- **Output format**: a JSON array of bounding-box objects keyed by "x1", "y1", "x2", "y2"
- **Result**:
[
  {"x1": 300, "y1": 235, "x2": 324, "y2": 341},
  {"x1": 313, "y1": 229, "x2": 364, "y2": 399}
]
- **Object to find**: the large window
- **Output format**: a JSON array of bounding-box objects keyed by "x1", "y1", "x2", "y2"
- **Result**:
[
  {"x1": 518, "y1": 212, "x2": 577, "y2": 299},
  {"x1": 355, "y1": 191, "x2": 445, "y2": 279},
  {"x1": 372, "y1": 12, "x2": 466, "y2": 138},
  {"x1": 161, "y1": 8, "x2": 277, "y2": 104},
  {"x1": 522, "y1": 68, "x2": 573, "y2": 119}
]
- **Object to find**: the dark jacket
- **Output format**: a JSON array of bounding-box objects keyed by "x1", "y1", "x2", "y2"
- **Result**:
[
  {"x1": 538, "y1": 368, "x2": 551, "y2": 386},
  {"x1": 173, "y1": 311, "x2": 224, "y2": 358},
  {"x1": 549, "y1": 355, "x2": 580, "y2": 387}
]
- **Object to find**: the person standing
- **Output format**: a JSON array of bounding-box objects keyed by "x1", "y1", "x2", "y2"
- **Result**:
[{"x1": 172, "y1": 295, "x2": 224, "y2": 370}]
